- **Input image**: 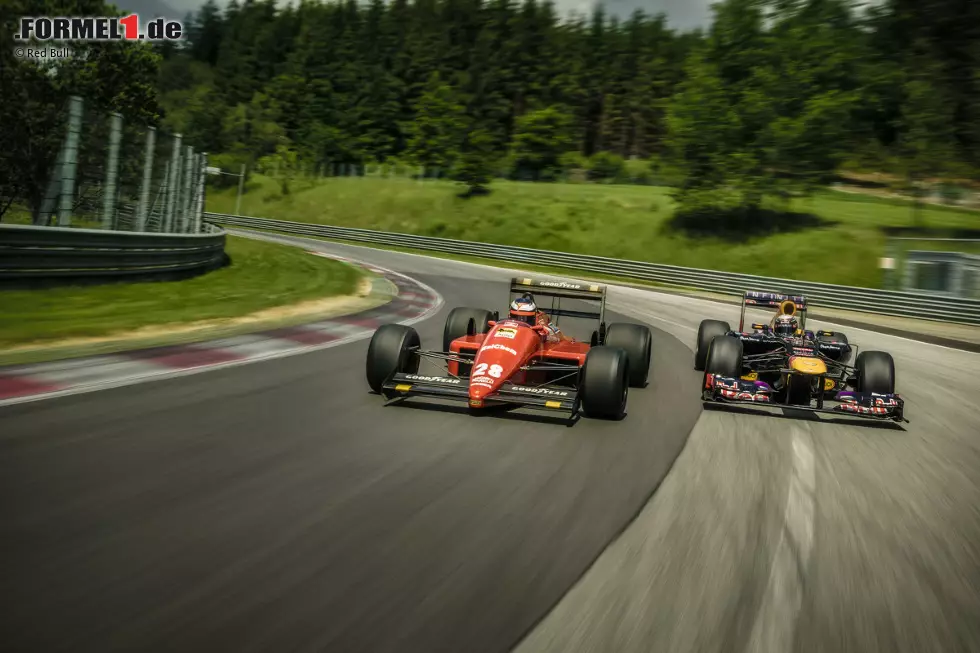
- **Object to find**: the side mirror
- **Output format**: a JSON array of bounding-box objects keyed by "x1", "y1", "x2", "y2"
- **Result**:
[{"x1": 487, "y1": 320, "x2": 496, "y2": 327}]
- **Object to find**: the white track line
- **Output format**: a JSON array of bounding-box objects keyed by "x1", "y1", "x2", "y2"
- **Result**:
[{"x1": 746, "y1": 426, "x2": 816, "y2": 653}]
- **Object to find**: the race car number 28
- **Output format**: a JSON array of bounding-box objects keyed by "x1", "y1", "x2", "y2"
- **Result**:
[{"x1": 473, "y1": 363, "x2": 504, "y2": 378}]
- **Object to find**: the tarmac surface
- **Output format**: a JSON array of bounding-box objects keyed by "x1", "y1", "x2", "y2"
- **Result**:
[{"x1": 2, "y1": 232, "x2": 978, "y2": 653}]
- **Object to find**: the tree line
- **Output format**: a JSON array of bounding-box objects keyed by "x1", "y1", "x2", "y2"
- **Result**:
[
  {"x1": 2, "y1": 0, "x2": 978, "y2": 218},
  {"x1": 164, "y1": 0, "x2": 980, "y2": 208}
]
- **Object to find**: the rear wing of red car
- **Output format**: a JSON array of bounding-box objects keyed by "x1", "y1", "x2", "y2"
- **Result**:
[
  {"x1": 509, "y1": 277, "x2": 607, "y2": 323},
  {"x1": 739, "y1": 290, "x2": 808, "y2": 332}
]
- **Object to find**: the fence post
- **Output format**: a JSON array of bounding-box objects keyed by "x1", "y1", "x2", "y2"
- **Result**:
[
  {"x1": 150, "y1": 161, "x2": 170, "y2": 231},
  {"x1": 101, "y1": 112, "x2": 123, "y2": 229},
  {"x1": 37, "y1": 142, "x2": 65, "y2": 225},
  {"x1": 180, "y1": 145, "x2": 195, "y2": 232},
  {"x1": 187, "y1": 153, "x2": 200, "y2": 232},
  {"x1": 172, "y1": 138, "x2": 185, "y2": 233},
  {"x1": 135, "y1": 126, "x2": 156, "y2": 231},
  {"x1": 112, "y1": 176, "x2": 123, "y2": 230},
  {"x1": 179, "y1": 156, "x2": 190, "y2": 233},
  {"x1": 56, "y1": 95, "x2": 84, "y2": 227},
  {"x1": 193, "y1": 153, "x2": 204, "y2": 229},
  {"x1": 193, "y1": 153, "x2": 208, "y2": 233},
  {"x1": 163, "y1": 133, "x2": 182, "y2": 233}
]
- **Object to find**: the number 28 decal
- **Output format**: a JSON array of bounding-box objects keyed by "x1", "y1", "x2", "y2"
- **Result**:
[{"x1": 473, "y1": 363, "x2": 504, "y2": 378}]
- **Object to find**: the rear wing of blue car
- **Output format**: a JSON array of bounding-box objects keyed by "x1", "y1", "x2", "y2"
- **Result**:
[{"x1": 739, "y1": 290, "x2": 808, "y2": 332}]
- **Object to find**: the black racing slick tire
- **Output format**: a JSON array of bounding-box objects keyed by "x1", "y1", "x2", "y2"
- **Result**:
[
  {"x1": 366, "y1": 324, "x2": 421, "y2": 394},
  {"x1": 604, "y1": 322, "x2": 653, "y2": 388},
  {"x1": 442, "y1": 307, "x2": 495, "y2": 353},
  {"x1": 580, "y1": 346, "x2": 629, "y2": 420},
  {"x1": 704, "y1": 335, "x2": 743, "y2": 379},
  {"x1": 695, "y1": 319, "x2": 732, "y2": 371},
  {"x1": 855, "y1": 350, "x2": 895, "y2": 395}
]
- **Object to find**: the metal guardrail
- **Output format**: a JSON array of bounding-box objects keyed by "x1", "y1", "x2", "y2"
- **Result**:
[
  {"x1": 206, "y1": 212, "x2": 980, "y2": 326},
  {"x1": 0, "y1": 222, "x2": 228, "y2": 287}
]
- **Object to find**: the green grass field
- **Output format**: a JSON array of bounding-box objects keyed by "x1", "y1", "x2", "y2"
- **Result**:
[
  {"x1": 206, "y1": 175, "x2": 978, "y2": 288},
  {"x1": 0, "y1": 235, "x2": 363, "y2": 348}
]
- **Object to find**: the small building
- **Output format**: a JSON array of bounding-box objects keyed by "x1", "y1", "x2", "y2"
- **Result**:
[{"x1": 904, "y1": 250, "x2": 980, "y2": 298}]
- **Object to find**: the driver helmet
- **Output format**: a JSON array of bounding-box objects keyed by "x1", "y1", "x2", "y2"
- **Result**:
[
  {"x1": 773, "y1": 314, "x2": 799, "y2": 338},
  {"x1": 509, "y1": 293, "x2": 538, "y2": 326}
]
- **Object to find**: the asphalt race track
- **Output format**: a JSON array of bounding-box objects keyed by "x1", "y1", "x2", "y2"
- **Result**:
[{"x1": 2, "y1": 231, "x2": 979, "y2": 653}]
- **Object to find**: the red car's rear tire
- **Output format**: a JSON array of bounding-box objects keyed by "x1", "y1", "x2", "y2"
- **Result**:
[
  {"x1": 604, "y1": 323, "x2": 652, "y2": 388},
  {"x1": 443, "y1": 307, "x2": 495, "y2": 353}
]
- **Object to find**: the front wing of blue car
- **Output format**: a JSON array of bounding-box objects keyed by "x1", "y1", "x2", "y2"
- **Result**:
[{"x1": 702, "y1": 373, "x2": 908, "y2": 423}]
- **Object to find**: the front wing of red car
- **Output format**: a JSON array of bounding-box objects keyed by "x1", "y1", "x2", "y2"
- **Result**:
[
  {"x1": 702, "y1": 373, "x2": 908, "y2": 423},
  {"x1": 381, "y1": 372, "x2": 579, "y2": 415}
]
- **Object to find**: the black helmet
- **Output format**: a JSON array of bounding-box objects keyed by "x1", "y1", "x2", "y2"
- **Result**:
[{"x1": 774, "y1": 314, "x2": 799, "y2": 338}]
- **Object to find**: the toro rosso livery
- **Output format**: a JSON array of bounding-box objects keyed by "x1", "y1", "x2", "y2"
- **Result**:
[
  {"x1": 695, "y1": 290, "x2": 908, "y2": 422},
  {"x1": 365, "y1": 278, "x2": 653, "y2": 420}
]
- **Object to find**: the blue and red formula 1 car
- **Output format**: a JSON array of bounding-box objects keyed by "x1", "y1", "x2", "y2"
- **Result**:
[{"x1": 694, "y1": 290, "x2": 908, "y2": 422}]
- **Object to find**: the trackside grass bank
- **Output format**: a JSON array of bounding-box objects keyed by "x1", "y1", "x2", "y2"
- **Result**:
[
  {"x1": 228, "y1": 224, "x2": 980, "y2": 351},
  {"x1": 206, "y1": 175, "x2": 977, "y2": 288},
  {"x1": 0, "y1": 235, "x2": 367, "y2": 359}
]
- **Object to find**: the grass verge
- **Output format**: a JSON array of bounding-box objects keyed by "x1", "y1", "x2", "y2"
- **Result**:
[
  {"x1": 0, "y1": 234, "x2": 381, "y2": 365},
  {"x1": 207, "y1": 175, "x2": 978, "y2": 288}
]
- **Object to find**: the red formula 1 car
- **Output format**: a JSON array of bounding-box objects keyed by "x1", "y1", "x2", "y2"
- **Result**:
[{"x1": 364, "y1": 277, "x2": 653, "y2": 420}]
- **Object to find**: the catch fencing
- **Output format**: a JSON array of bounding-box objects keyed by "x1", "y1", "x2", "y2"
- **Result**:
[
  {"x1": 206, "y1": 212, "x2": 980, "y2": 326},
  {"x1": 0, "y1": 94, "x2": 225, "y2": 286}
]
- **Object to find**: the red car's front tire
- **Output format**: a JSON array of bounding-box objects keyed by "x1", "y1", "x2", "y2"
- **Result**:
[{"x1": 580, "y1": 346, "x2": 629, "y2": 420}]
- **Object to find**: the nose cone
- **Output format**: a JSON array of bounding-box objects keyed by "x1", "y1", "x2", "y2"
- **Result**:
[
  {"x1": 788, "y1": 356, "x2": 827, "y2": 375},
  {"x1": 467, "y1": 320, "x2": 536, "y2": 403},
  {"x1": 468, "y1": 362, "x2": 498, "y2": 402},
  {"x1": 469, "y1": 382, "x2": 490, "y2": 402},
  {"x1": 469, "y1": 373, "x2": 494, "y2": 408}
]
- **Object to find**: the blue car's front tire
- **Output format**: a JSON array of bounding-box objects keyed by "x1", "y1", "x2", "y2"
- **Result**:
[{"x1": 695, "y1": 319, "x2": 731, "y2": 371}]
